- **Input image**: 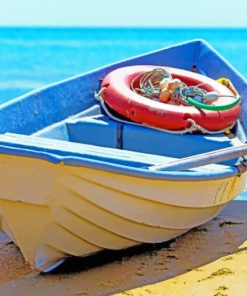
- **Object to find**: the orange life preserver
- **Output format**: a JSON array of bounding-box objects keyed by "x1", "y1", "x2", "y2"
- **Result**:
[{"x1": 100, "y1": 65, "x2": 240, "y2": 131}]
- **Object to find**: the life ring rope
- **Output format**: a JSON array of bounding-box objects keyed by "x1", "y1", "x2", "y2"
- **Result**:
[{"x1": 95, "y1": 88, "x2": 235, "y2": 135}]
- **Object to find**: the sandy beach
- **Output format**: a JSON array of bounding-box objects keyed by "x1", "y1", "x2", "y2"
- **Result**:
[{"x1": 0, "y1": 200, "x2": 246, "y2": 295}]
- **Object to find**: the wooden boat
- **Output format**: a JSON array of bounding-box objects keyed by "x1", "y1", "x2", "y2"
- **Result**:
[{"x1": 0, "y1": 39, "x2": 247, "y2": 271}]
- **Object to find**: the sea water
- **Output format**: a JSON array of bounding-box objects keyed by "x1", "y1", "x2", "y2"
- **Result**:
[
  {"x1": 0, "y1": 27, "x2": 247, "y2": 200},
  {"x1": 1, "y1": 27, "x2": 247, "y2": 103}
]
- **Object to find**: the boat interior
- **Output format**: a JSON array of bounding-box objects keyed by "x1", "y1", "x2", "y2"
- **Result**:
[{"x1": 28, "y1": 103, "x2": 240, "y2": 167}]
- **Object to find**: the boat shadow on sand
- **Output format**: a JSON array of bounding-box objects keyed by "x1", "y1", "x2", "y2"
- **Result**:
[
  {"x1": 46, "y1": 201, "x2": 247, "y2": 277},
  {"x1": 0, "y1": 201, "x2": 247, "y2": 295}
]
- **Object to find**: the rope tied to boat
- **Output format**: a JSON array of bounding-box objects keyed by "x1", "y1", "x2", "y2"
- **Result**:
[{"x1": 130, "y1": 68, "x2": 241, "y2": 111}]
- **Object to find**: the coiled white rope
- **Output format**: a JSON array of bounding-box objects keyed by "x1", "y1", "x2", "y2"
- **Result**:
[{"x1": 94, "y1": 88, "x2": 235, "y2": 135}]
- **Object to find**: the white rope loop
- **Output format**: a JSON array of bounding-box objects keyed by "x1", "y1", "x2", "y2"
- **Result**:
[{"x1": 94, "y1": 88, "x2": 234, "y2": 135}]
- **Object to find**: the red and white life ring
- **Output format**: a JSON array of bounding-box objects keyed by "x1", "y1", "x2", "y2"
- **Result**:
[{"x1": 101, "y1": 65, "x2": 240, "y2": 131}]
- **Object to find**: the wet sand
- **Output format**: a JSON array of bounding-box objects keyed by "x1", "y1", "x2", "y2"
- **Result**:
[{"x1": 0, "y1": 200, "x2": 247, "y2": 296}]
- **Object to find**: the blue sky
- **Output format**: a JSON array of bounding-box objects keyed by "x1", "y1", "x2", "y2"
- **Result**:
[{"x1": 1, "y1": 0, "x2": 247, "y2": 27}]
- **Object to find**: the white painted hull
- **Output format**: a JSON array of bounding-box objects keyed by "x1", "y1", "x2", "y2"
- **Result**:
[{"x1": 0, "y1": 154, "x2": 246, "y2": 271}]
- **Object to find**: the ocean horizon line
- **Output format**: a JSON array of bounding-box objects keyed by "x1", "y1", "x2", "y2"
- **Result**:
[{"x1": 0, "y1": 25, "x2": 247, "y2": 30}]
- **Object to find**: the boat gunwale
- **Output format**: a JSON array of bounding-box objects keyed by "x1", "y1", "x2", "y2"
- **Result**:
[{"x1": 0, "y1": 135, "x2": 240, "y2": 182}]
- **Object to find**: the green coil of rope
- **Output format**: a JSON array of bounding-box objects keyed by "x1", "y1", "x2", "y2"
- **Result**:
[{"x1": 187, "y1": 96, "x2": 241, "y2": 111}]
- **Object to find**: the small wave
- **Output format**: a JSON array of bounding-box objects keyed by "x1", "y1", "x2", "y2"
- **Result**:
[
  {"x1": 0, "y1": 80, "x2": 44, "y2": 90},
  {"x1": 0, "y1": 38, "x2": 159, "y2": 48}
]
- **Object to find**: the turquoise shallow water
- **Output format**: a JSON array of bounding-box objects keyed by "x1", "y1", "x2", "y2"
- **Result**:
[
  {"x1": 0, "y1": 27, "x2": 247, "y2": 200},
  {"x1": 0, "y1": 27, "x2": 247, "y2": 103}
]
